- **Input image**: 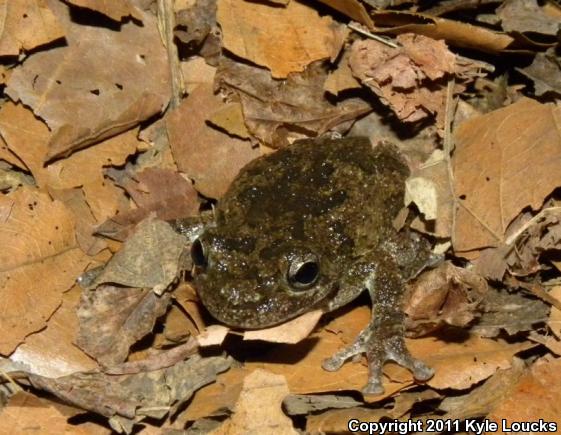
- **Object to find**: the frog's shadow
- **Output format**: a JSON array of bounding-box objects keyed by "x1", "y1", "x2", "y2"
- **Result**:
[{"x1": 200, "y1": 303, "x2": 366, "y2": 365}]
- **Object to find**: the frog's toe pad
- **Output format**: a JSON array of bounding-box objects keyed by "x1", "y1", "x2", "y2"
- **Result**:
[
  {"x1": 322, "y1": 355, "x2": 346, "y2": 372},
  {"x1": 411, "y1": 360, "x2": 434, "y2": 381},
  {"x1": 362, "y1": 379, "x2": 384, "y2": 395}
]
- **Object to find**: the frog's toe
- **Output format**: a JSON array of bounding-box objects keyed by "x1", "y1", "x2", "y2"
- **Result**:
[
  {"x1": 322, "y1": 340, "x2": 366, "y2": 371},
  {"x1": 383, "y1": 335, "x2": 434, "y2": 381}
]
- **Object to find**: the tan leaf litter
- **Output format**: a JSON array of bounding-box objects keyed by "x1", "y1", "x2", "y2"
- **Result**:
[
  {"x1": 487, "y1": 355, "x2": 561, "y2": 429},
  {"x1": 217, "y1": 0, "x2": 345, "y2": 78},
  {"x1": 65, "y1": 0, "x2": 141, "y2": 21},
  {"x1": 453, "y1": 98, "x2": 561, "y2": 252},
  {"x1": 6, "y1": 1, "x2": 170, "y2": 160},
  {"x1": 0, "y1": 188, "x2": 91, "y2": 355},
  {"x1": 10, "y1": 285, "x2": 97, "y2": 378},
  {"x1": 0, "y1": 0, "x2": 64, "y2": 56},
  {"x1": 243, "y1": 309, "x2": 323, "y2": 344},
  {"x1": 166, "y1": 83, "x2": 260, "y2": 198},
  {"x1": 210, "y1": 369, "x2": 297, "y2": 435},
  {"x1": 349, "y1": 33, "x2": 455, "y2": 125},
  {"x1": 0, "y1": 392, "x2": 104, "y2": 435}
]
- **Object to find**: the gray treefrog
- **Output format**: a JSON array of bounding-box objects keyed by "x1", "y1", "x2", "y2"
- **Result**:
[{"x1": 172, "y1": 137, "x2": 434, "y2": 394}]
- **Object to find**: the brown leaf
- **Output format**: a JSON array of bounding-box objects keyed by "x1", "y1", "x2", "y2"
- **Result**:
[
  {"x1": 316, "y1": 0, "x2": 374, "y2": 30},
  {"x1": 66, "y1": 0, "x2": 142, "y2": 21},
  {"x1": 0, "y1": 0, "x2": 65, "y2": 56},
  {"x1": 49, "y1": 187, "x2": 107, "y2": 256},
  {"x1": 453, "y1": 98, "x2": 561, "y2": 252},
  {"x1": 217, "y1": 57, "x2": 371, "y2": 148},
  {"x1": 27, "y1": 354, "x2": 231, "y2": 420},
  {"x1": 207, "y1": 102, "x2": 251, "y2": 140},
  {"x1": 211, "y1": 369, "x2": 297, "y2": 435},
  {"x1": 370, "y1": 10, "x2": 515, "y2": 53},
  {"x1": 76, "y1": 285, "x2": 171, "y2": 366},
  {"x1": 518, "y1": 48, "x2": 561, "y2": 97},
  {"x1": 306, "y1": 407, "x2": 388, "y2": 434},
  {"x1": 166, "y1": 83, "x2": 260, "y2": 198},
  {"x1": 0, "y1": 187, "x2": 91, "y2": 355},
  {"x1": 439, "y1": 357, "x2": 526, "y2": 420},
  {"x1": 408, "y1": 150, "x2": 454, "y2": 238},
  {"x1": 217, "y1": 0, "x2": 345, "y2": 78},
  {"x1": 404, "y1": 262, "x2": 488, "y2": 335},
  {"x1": 487, "y1": 356, "x2": 561, "y2": 430},
  {"x1": 247, "y1": 307, "x2": 414, "y2": 399},
  {"x1": 181, "y1": 57, "x2": 217, "y2": 94},
  {"x1": 243, "y1": 310, "x2": 323, "y2": 344},
  {"x1": 82, "y1": 218, "x2": 186, "y2": 294},
  {"x1": 548, "y1": 286, "x2": 561, "y2": 340},
  {"x1": 472, "y1": 288, "x2": 550, "y2": 337},
  {"x1": 10, "y1": 285, "x2": 98, "y2": 378},
  {"x1": 176, "y1": 366, "x2": 247, "y2": 423},
  {"x1": 349, "y1": 33, "x2": 455, "y2": 124},
  {"x1": 497, "y1": 0, "x2": 560, "y2": 36},
  {"x1": 0, "y1": 392, "x2": 106, "y2": 435},
  {"x1": 97, "y1": 167, "x2": 200, "y2": 240},
  {"x1": 6, "y1": 1, "x2": 170, "y2": 160}
]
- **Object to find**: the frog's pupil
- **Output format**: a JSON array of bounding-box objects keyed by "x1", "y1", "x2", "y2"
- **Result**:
[
  {"x1": 191, "y1": 239, "x2": 207, "y2": 268},
  {"x1": 290, "y1": 261, "x2": 319, "y2": 288}
]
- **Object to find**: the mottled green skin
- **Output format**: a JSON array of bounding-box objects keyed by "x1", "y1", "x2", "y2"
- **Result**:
[{"x1": 176, "y1": 137, "x2": 434, "y2": 394}]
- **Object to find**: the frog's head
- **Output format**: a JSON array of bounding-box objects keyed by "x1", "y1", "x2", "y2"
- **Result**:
[{"x1": 190, "y1": 228, "x2": 338, "y2": 329}]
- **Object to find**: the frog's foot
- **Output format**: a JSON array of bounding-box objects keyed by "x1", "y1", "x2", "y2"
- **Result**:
[{"x1": 322, "y1": 328, "x2": 433, "y2": 395}]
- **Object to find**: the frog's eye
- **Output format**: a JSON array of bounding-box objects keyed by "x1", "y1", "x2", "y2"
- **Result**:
[
  {"x1": 191, "y1": 238, "x2": 207, "y2": 268},
  {"x1": 287, "y1": 254, "x2": 320, "y2": 289}
]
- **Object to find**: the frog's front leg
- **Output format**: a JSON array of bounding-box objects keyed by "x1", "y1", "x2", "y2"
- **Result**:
[{"x1": 322, "y1": 258, "x2": 434, "y2": 395}]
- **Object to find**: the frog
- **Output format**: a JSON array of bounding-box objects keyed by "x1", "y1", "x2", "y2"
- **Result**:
[{"x1": 172, "y1": 136, "x2": 435, "y2": 394}]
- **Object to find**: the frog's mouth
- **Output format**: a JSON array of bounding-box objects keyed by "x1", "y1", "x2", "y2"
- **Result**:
[{"x1": 195, "y1": 277, "x2": 329, "y2": 330}]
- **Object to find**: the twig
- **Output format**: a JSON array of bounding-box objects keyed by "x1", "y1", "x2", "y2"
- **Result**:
[
  {"x1": 444, "y1": 78, "x2": 458, "y2": 246},
  {"x1": 157, "y1": 0, "x2": 184, "y2": 108},
  {"x1": 347, "y1": 23, "x2": 399, "y2": 48},
  {"x1": 505, "y1": 207, "x2": 561, "y2": 246}
]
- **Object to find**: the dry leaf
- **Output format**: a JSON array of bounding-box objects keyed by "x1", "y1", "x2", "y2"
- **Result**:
[
  {"x1": 27, "y1": 354, "x2": 231, "y2": 422},
  {"x1": 0, "y1": 188, "x2": 91, "y2": 355},
  {"x1": 207, "y1": 102, "x2": 251, "y2": 140},
  {"x1": 404, "y1": 262, "x2": 487, "y2": 336},
  {"x1": 518, "y1": 48, "x2": 561, "y2": 97},
  {"x1": 243, "y1": 310, "x2": 323, "y2": 344},
  {"x1": 97, "y1": 167, "x2": 200, "y2": 240},
  {"x1": 487, "y1": 356, "x2": 561, "y2": 430},
  {"x1": 548, "y1": 286, "x2": 561, "y2": 340},
  {"x1": 0, "y1": 0, "x2": 64, "y2": 56},
  {"x1": 10, "y1": 285, "x2": 98, "y2": 378},
  {"x1": 439, "y1": 358, "x2": 526, "y2": 420},
  {"x1": 349, "y1": 33, "x2": 455, "y2": 125},
  {"x1": 197, "y1": 325, "x2": 230, "y2": 347},
  {"x1": 316, "y1": 0, "x2": 374, "y2": 29},
  {"x1": 370, "y1": 10, "x2": 515, "y2": 53},
  {"x1": 0, "y1": 392, "x2": 106, "y2": 435},
  {"x1": 453, "y1": 98, "x2": 561, "y2": 253},
  {"x1": 6, "y1": 1, "x2": 170, "y2": 160},
  {"x1": 65, "y1": 0, "x2": 141, "y2": 21},
  {"x1": 0, "y1": 98, "x2": 140, "y2": 191},
  {"x1": 177, "y1": 366, "x2": 248, "y2": 423},
  {"x1": 405, "y1": 177, "x2": 438, "y2": 221},
  {"x1": 497, "y1": 0, "x2": 560, "y2": 36},
  {"x1": 166, "y1": 83, "x2": 260, "y2": 198},
  {"x1": 77, "y1": 285, "x2": 171, "y2": 366},
  {"x1": 472, "y1": 288, "x2": 550, "y2": 338},
  {"x1": 217, "y1": 0, "x2": 345, "y2": 78},
  {"x1": 217, "y1": 57, "x2": 371, "y2": 148},
  {"x1": 211, "y1": 369, "x2": 297, "y2": 435},
  {"x1": 409, "y1": 150, "x2": 454, "y2": 238},
  {"x1": 81, "y1": 219, "x2": 186, "y2": 295},
  {"x1": 181, "y1": 57, "x2": 217, "y2": 93}
]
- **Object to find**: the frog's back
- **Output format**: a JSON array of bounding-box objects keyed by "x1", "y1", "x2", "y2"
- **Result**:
[{"x1": 218, "y1": 136, "x2": 409, "y2": 231}]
